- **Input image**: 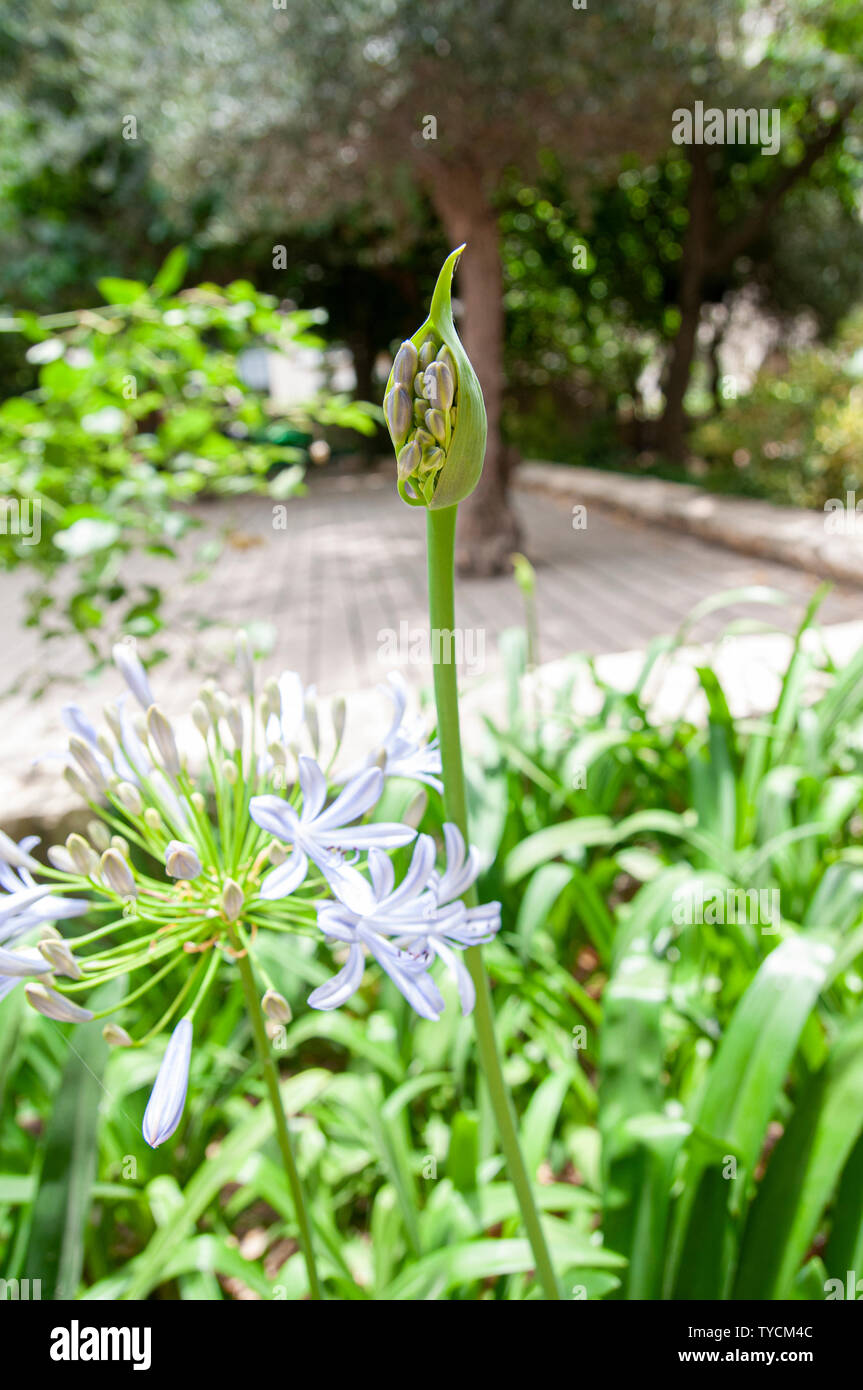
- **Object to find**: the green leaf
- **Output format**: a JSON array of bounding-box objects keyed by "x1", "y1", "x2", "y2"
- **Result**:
[
  {"x1": 734, "y1": 1008, "x2": 863, "y2": 1299},
  {"x1": 669, "y1": 934, "x2": 834, "y2": 1298},
  {"x1": 381, "y1": 1231, "x2": 623, "y2": 1300},
  {"x1": 447, "y1": 1112, "x2": 480, "y2": 1194},
  {"x1": 97, "y1": 277, "x2": 149, "y2": 304},
  {"x1": 121, "y1": 1069, "x2": 331, "y2": 1300},
  {"x1": 22, "y1": 978, "x2": 124, "y2": 1299},
  {"x1": 151, "y1": 246, "x2": 190, "y2": 297}
]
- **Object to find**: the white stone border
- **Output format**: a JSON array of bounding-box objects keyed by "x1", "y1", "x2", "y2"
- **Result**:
[{"x1": 516, "y1": 462, "x2": 863, "y2": 586}]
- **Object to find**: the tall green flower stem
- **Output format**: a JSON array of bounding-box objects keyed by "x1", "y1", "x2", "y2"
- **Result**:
[
  {"x1": 233, "y1": 939, "x2": 323, "y2": 1299},
  {"x1": 426, "y1": 505, "x2": 560, "y2": 1301}
]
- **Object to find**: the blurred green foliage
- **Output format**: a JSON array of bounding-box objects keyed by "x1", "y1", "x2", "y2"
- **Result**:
[
  {"x1": 2, "y1": 591, "x2": 863, "y2": 1298},
  {"x1": 0, "y1": 249, "x2": 377, "y2": 669}
]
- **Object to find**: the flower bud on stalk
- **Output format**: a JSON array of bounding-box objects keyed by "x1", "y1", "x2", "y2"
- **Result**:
[
  {"x1": 147, "y1": 706, "x2": 180, "y2": 777},
  {"x1": 116, "y1": 782, "x2": 143, "y2": 817},
  {"x1": 48, "y1": 844, "x2": 76, "y2": 874},
  {"x1": 39, "y1": 938, "x2": 82, "y2": 980},
  {"x1": 383, "y1": 245, "x2": 487, "y2": 509},
  {"x1": 66, "y1": 833, "x2": 99, "y2": 877},
  {"x1": 227, "y1": 702, "x2": 244, "y2": 749},
  {"x1": 142, "y1": 1018, "x2": 192, "y2": 1147},
  {"x1": 165, "y1": 840, "x2": 203, "y2": 881},
  {"x1": 68, "y1": 736, "x2": 107, "y2": 791},
  {"x1": 87, "y1": 819, "x2": 111, "y2": 852},
  {"x1": 25, "y1": 983, "x2": 94, "y2": 1023},
  {"x1": 101, "y1": 848, "x2": 137, "y2": 898},
  {"x1": 103, "y1": 1023, "x2": 134, "y2": 1047},
  {"x1": 221, "y1": 878, "x2": 244, "y2": 923},
  {"x1": 191, "y1": 700, "x2": 210, "y2": 738},
  {"x1": 262, "y1": 989, "x2": 292, "y2": 1024},
  {"x1": 331, "y1": 695, "x2": 347, "y2": 751},
  {"x1": 63, "y1": 765, "x2": 91, "y2": 800}
]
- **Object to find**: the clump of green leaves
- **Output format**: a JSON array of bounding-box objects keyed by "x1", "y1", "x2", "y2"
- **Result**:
[{"x1": 0, "y1": 247, "x2": 376, "y2": 673}]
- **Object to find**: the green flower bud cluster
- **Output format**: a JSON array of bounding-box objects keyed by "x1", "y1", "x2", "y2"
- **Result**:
[
  {"x1": 385, "y1": 336, "x2": 458, "y2": 506},
  {"x1": 383, "y1": 246, "x2": 487, "y2": 510}
]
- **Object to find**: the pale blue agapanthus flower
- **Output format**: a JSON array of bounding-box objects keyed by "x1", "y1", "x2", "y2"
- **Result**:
[
  {"x1": 112, "y1": 640, "x2": 155, "y2": 711},
  {"x1": 0, "y1": 835, "x2": 88, "y2": 1000},
  {"x1": 308, "y1": 828, "x2": 501, "y2": 1019},
  {"x1": 337, "y1": 671, "x2": 442, "y2": 793},
  {"x1": 250, "y1": 757, "x2": 416, "y2": 911},
  {"x1": 264, "y1": 669, "x2": 307, "y2": 753},
  {"x1": 377, "y1": 671, "x2": 442, "y2": 792},
  {"x1": 142, "y1": 1017, "x2": 193, "y2": 1148}
]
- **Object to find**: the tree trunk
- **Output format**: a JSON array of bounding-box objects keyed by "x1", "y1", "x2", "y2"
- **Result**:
[
  {"x1": 427, "y1": 162, "x2": 522, "y2": 577},
  {"x1": 657, "y1": 146, "x2": 712, "y2": 463},
  {"x1": 656, "y1": 111, "x2": 848, "y2": 462}
]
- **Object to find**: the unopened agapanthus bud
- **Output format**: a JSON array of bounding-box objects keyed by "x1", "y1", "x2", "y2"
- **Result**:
[
  {"x1": 191, "y1": 700, "x2": 210, "y2": 737},
  {"x1": 397, "y1": 439, "x2": 422, "y2": 482},
  {"x1": 103, "y1": 702, "x2": 123, "y2": 742},
  {"x1": 101, "y1": 848, "x2": 137, "y2": 898},
  {"x1": 111, "y1": 835, "x2": 130, "y2": 858},
  {"x1": 419, "y1": 446, "x2": 445, "y2": 475},
  {"x1": 332, "y1": 695, "x2": 346, "y2": 748},
  {"x1": 68, "y1": 736, "x2": 107, "y2": 791},
  {"x1": 115, "y1": 782, "x2": 143, "y2": 816},
  {"x1": 424, "y1": 408, "x2": 447, "y2": 446},
  {"x1": 304, "y1": 695, "x2": 320, "y2": 755},
  {"x1": 263, "y1": 676, "x2": 281, "y2": 720},
  {"x1": 222, "y1": 760, "x2": 238, "y2": 786},
  {"x1": 200, "y1": 681, "x2": 220, "y2": 721},
  {"x1": 38, "y1": 938, "x2": 82, "y2": 980},
  {"x1": 269, "y1": 841, "x2": 287, "y2": 866},
  {"x1": 25, "y1": 983, "x2": 94, "y2": 1023},
  {"x1": 66, "y1": 833, "x2": 99, "y2": 877},
  {"x1": 112, "y1": 641, "x2": 154, "y2": 710},
  {"x1": 262, "y1": 989, "x2": 292, "y2": 1024},
  {"x1": 103, "y1": 1023, "x2": 134, "y2": 1047},
  {"x1": 383, "y1": 384, "x2": 412, "y2": 448},
  {"x1": 423, "y1": 359, "x2": 455, "y2": 412},
  {"x1": 235, "y1": 631, "x2": 255, "y2": 696},
  {"x1": 63, "y1": 765, "x2": 90, "y2": 800},
  {"x1": 226, "y1": 702, "x2": 244, "y2": 748},
  {"x1": 142, "y1": 1018, "x2": 192, "y2": 1148},
  {"x1": 165, "y1": 839, "x2": 203, "y2": 880},
  {"x1": 384, "y1": 245, "x2": 487, "y2": 509},
  {"x1": 190, "y1": 792, "x2": 206, "y2": 814},
  {"x1": 147, "y1": 706, "x2": 180, "y2": 777},
  {"x1": 144, "y1": 807, "x2": 162, "y2": 832},
  {"x1": 48, "y1": 844, "x2": 75, "y2": 873},
  {"x1": 392, "y1": 339, "x2": 419, "y2": 390},
  {"x1": 221, "y1": 878, "x2": 244, "y2": 922},
  {"x1": 87, "y1": 819, "x2": 111, "y2": 852}
]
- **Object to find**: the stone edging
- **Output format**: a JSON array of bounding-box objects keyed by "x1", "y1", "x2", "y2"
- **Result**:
[{"x1": 515, "y1": 461, "x2": 863, "y2": 587}]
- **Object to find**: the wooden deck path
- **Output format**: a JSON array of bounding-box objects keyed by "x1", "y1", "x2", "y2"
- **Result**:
[{"x1": 2, "y1": 469, "x2": 860, "y2": 825}]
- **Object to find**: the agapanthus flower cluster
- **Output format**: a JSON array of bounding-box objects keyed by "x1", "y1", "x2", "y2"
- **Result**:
[{"x1": 0, "y1": 641, "x2": 500, "y2": 1147}]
